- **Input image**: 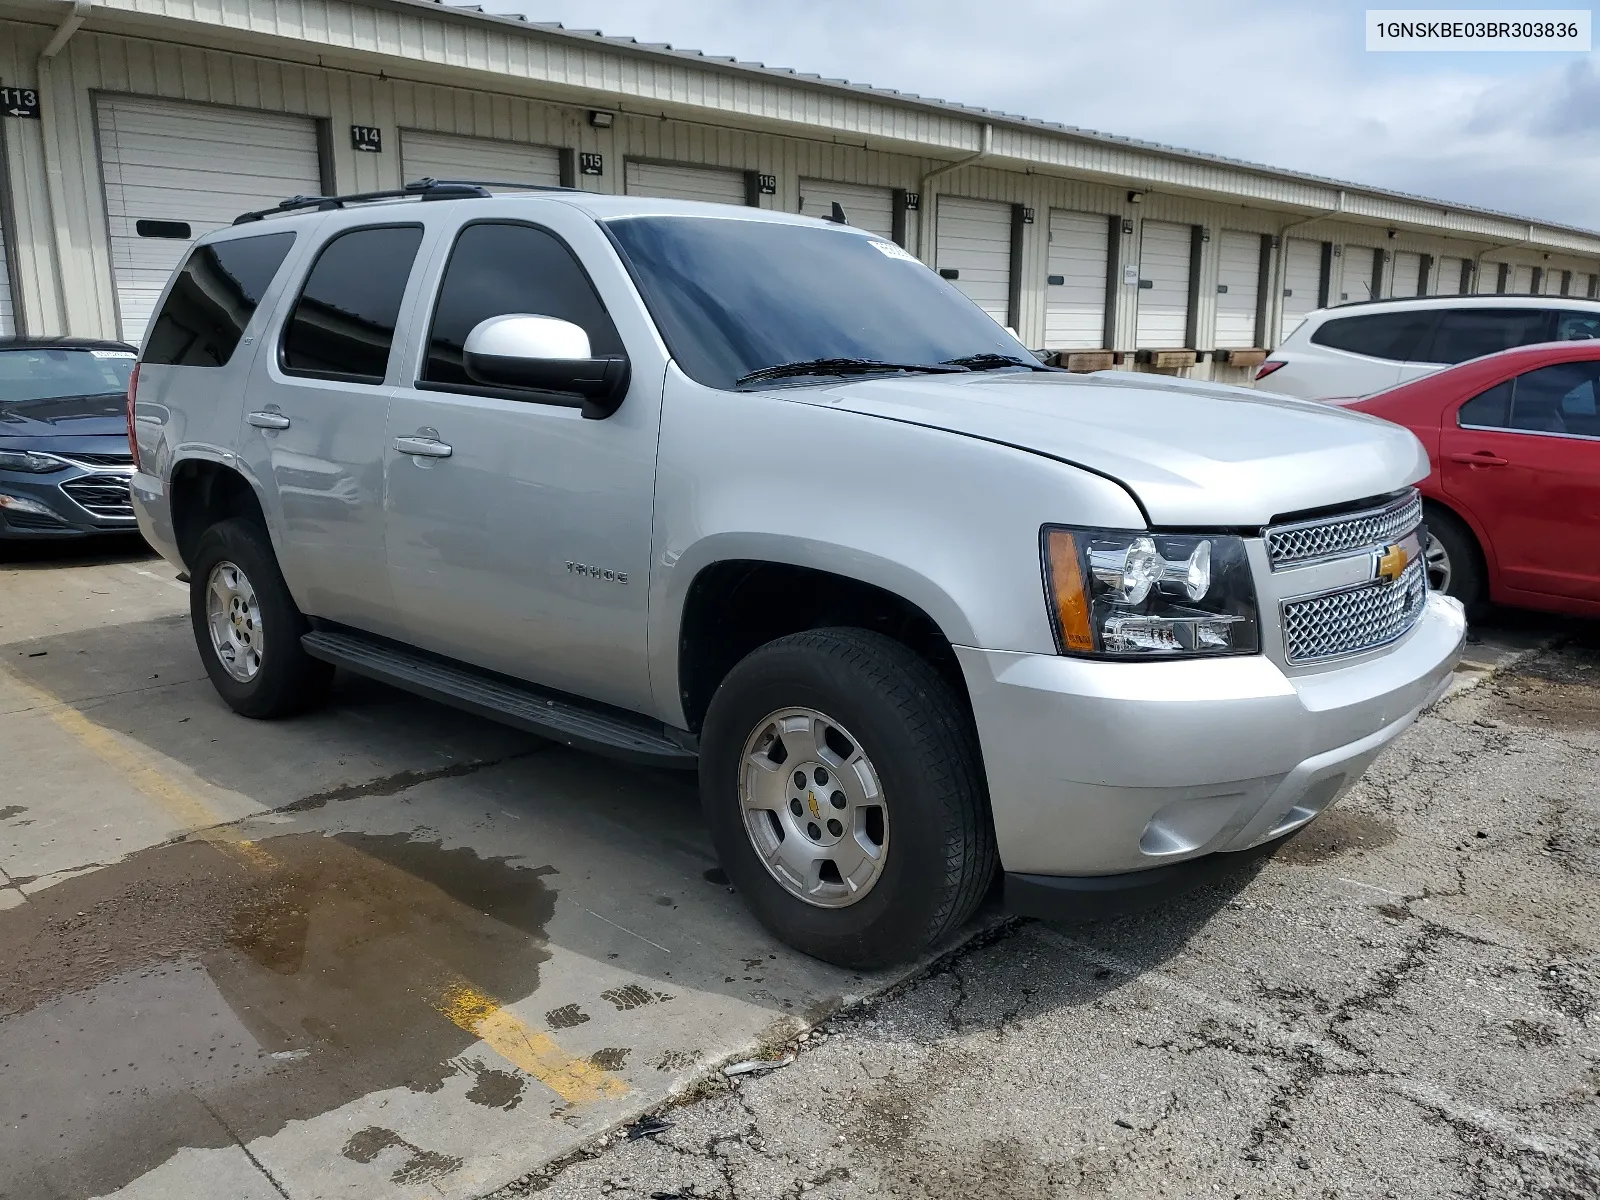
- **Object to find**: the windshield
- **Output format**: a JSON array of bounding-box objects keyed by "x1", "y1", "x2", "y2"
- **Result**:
[
  {"x1": 605, "y1": 216, "x2": 1034, "y2": 390},
  {"x1": 0, "y1": 348, "x2": 135, "y2": 404}
]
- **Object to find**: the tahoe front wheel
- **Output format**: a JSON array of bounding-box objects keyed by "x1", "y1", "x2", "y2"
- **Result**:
[{"x1": 699, "y1": 628, "x2": 996, "y2": 969}]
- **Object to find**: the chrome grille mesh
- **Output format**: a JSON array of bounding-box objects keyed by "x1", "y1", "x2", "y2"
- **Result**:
[
  {"x1": 1266, "y1": 491, "x2": 1423, "y2": 569},
  {"x1": 1282, "y1": 559, "x2": 1427, "y2": 663}
]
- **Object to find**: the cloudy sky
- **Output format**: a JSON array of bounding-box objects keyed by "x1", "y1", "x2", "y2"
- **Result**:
[{"x1": 472, "y1": 0, "x2": 1599, "y2": 230}]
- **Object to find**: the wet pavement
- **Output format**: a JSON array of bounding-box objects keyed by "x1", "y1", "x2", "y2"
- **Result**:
[
  {"x1": 0, "y1": 542, "x2": 952, "y2": 1199},
  {"x1": 1, "y1": 539, "x2": 1590, "y2": 1199}
]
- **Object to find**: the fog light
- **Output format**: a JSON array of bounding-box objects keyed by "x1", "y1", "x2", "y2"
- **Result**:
[{"x1": 0, "y1": 493, "x2": 61, "y2": 516}]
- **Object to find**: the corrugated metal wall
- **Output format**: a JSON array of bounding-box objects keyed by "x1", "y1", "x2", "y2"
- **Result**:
[{"x1": 3, "y1": 13, "x2": 1599, "y2": 380}]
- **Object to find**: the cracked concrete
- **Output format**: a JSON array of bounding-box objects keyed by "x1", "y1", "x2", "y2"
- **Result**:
[{"x1": 511, "y1": 627, "x2": 1600, "y2": 1200}]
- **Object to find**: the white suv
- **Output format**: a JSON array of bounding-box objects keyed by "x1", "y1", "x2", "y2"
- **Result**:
[{"x1": 1258, "y1": 295, "x2": 1600, "y2": 400}]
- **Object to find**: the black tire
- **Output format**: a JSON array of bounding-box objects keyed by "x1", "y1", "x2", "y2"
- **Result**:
[
  {"x1": 189, "y1": 518, "x2": 332, "y2": 718},
  {"x1": 1424, "y1": 504, "x2": 1486, "y2": 617},
  {"x1": 699, "y1": 628, "x2": 996, "y2": 969}
]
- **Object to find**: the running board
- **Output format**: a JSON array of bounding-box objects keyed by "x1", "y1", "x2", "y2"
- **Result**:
[{"x1": 301, "y1": 629, "x2": 697, "y2": 769}]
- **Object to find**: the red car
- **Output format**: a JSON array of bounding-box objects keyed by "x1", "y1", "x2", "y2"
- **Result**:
[{"x1": 1339, "y1": 340, "x2": 1600, "y2": 618}]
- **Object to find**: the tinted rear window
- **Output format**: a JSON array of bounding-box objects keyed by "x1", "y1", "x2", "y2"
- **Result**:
[
  {"x1": 1457, "y1": 380, "x2": 1512, "y2": 429},
  {"x1": 143, "y1": 232, "x2": 296, "y2": 367},
  {"x1": 1310, "y1": 311, "x2": 1436, "y2": 361},
  {"x1": 281, "y1": 225, "x2": 424, "y2": 383},
  {"x1": 1424, "y1": 308, "x2": 1551, "y2": 365}
]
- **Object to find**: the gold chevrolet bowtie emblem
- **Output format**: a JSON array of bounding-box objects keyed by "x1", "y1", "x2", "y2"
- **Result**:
[
  {"x1": 1376, "y1": 542, "x2": 1410, "y2": 583},
  {"x1": 807, "y1": 791, "x2": 822, "y2": 820}
]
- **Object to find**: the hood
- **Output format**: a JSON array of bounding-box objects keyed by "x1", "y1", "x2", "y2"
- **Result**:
[
  {"x1": 0, "y1": 391, "x2": 130, "y2": 439},
  {"x1": 789, "y1": 371, "x2": 1428, "y2": 526}
]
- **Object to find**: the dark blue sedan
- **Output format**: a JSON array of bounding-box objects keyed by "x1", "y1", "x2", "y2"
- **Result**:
[{"x1": 0, "y1": 337, "x2": 140, "y2": 541}]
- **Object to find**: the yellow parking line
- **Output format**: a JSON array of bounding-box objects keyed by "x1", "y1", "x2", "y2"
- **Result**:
[
  {"x1": 0, "y1": 662, "x2": 274, "y2": 868},
  {"x1": 1, "y1": 661, "x2": 624, "y2": 1104},
  {"x1": 438, "y1": 981, "x2": 629, "y2": 1105}
]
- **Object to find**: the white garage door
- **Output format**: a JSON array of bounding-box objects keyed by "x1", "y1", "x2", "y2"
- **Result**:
[
  {"x1": 97, "y1": 96, "x2": 322, "y2": 345},
  {"x1": 936, "y1": 196, "x2": 1012, "y2": 324},
  {"x1": 1281, "y1": 237, "x2": 1323, "y2": 339},
  {"x1": 1391, "y1": 251, "x2": 1423, "y2": 298},
  {"x1": 797, "y1": 179, "x2": 894, "y2": 240},
  {"x1": 624, "y1": 162, "x2": 746, "y2": 206},
  {"x1": 1044, "y1": 210, "x2": 1108, "y2": 349},
  {"x1": 1477, "y1": 263, "x2": 1503, "y2": 294},
  {"x1": 0, "y1": 222, "x2": 14, "y2": 335},
  {"x1": 1345, "y1": 247, "x2": 1381, "y2": 303},
  {"x1": 400, "y1": 129, "x2": 560, "y2": 190},
  {"x1": 1581, "y1": 273, "x2": 1597, "y2": 299},
  {"x1": 1435, "y1": 256, "x2": 1467, "y2": 295},
  {"x1": 1135, "y1": 220, "x2": 1192, "y2": 347},
  {"x1": 1214, "y1": 230, "x2": 1262, "y2": 349},
  {"x1": 1510, "y1": 265, "x2": 1534, "y2": 293}
]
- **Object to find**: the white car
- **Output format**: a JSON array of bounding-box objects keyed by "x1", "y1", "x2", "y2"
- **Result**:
[{"x1": 1257, "y1": 295, "x2": 1600, "y2": 401}]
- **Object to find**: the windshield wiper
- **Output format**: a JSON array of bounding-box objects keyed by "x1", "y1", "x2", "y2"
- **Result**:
[
  {"x1": 735, "y1": 357, "x2": 970, "y2": 386},
  {"x1": 940, "y1": 352, "x2": 1050, "y2": 372}
]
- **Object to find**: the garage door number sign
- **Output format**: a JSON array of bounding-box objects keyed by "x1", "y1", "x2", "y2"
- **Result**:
[
  {"x1": 1, "y1": 85, "x2": 41, "y2": 119},
  {"x1": 350, "y1": 125, "x2": 382, "y2": 152}
]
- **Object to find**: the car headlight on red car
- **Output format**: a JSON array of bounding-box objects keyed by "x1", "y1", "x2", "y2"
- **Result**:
[{"x1": 1041, "y1": 526, "x2": 1260, "y2": 658}]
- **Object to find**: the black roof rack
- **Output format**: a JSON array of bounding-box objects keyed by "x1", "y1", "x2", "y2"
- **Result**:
[{"x1": 233, "y1": 177, "x2": 578, "y2": 225}]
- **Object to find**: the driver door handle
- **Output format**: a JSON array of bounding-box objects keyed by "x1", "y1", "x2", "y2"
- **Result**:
[
  {"x1": 393, "y1": 435, "x2": 453, "y2": 458},
  {"x1": 246, "y1": 411, "x2": 291, "y2": 430},
  {"x1": 1449, "y1": 451, "x2": 1507, "y2": 467}
]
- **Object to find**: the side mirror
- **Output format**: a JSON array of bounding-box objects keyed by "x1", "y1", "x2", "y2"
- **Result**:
[{"x1": 463, "y1": 314, "x2": 630, "y2": 419}]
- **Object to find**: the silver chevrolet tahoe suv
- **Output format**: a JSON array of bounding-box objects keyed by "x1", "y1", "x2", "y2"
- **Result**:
[{"x1": 130, "y1": 181, "x2": 1466, "y2": 968}]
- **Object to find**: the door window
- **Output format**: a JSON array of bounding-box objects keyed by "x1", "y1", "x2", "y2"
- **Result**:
[
  {"x1": 1509, "y1": 362, "x2": 1600, "y2": 437},
  {"x1": 281, "y1": 225, "x2": 424, "y2": 383},
  {"x1": 1554, "y1": 310, "x2": 1600, "y2": 341},
  {"x1": 1309, "y1": 311, "x2": 1435, "y2": 361},
  {"x1": 422, "y1": 222, "x2": 624, "y2": 387},
  {"x1": 144, "y1": 232, "x2": 296, "y2": 367},
  {"x1": 1423, "y1": 308, "x2": 1551, "y2": 365},
  {"x1": 1457, "y1": 381, "x2": 1513, "y2": 430}
]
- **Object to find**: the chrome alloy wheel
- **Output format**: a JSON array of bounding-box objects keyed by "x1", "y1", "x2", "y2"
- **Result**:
[
  {"x1": 738, "y1": 708, "x2": 889, "y2": 908},
  {"x1": 1424, "y1": 531, "x2": 1452, "y2": 595},
  {"x1": 206, "y1": 560, "x2": 264, "y2": 683}
]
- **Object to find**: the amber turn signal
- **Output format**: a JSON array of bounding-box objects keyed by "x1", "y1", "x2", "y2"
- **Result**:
[{"x1": 1043, "y1": 528, "x2": 1095, "y2": 653}]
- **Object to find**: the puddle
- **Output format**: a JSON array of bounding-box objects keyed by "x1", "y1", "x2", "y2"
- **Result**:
[
  {"x1": 1276, "y1": 807, "x2": 1398, "y2": 865},
  {"x1": 0, "y1": 830, "x2": 556, "y2": 1199}
]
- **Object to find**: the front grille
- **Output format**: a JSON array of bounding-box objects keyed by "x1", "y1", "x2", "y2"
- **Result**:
[
  {"x1": 61, "y1": 474, "x2": 134, "y2": 519},
  {"x1": 62, "y1": 452, "x2": 135, "y2": 467},
  {"x1": 1282, "y1": 559, "x2": 1427, "y2": 663},
  {"x1": 1266, "y1": 490, "x2": 1423, "y2": 570}
]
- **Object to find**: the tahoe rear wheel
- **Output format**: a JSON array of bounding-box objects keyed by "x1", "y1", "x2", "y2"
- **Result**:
[
  {"x1": 700, "y1": 628, "x2": 995, "y2": 969},
  {"x1": 189, "y1": 518, "x2": 332, "y2": 718}
]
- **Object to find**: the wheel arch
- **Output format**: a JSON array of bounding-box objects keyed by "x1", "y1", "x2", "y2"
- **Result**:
[
  {"x1": 665, "y1": 542, "x2": 978, "y2": 736},
  {"x1": 168, "y1": 457, "x2": 271, "y2": 572}
]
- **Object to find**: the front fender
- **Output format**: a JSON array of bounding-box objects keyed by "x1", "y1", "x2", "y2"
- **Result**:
[{"x1": 645, "y1": 371, "x2": 1146, "y2": 725}]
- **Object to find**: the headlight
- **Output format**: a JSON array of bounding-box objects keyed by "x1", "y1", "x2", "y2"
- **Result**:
[
  {"x1": 1042, "y1": 526, "x2": 1259, "y2": 658},
  {"x1": 0, "y1": 449, "x2": 68, "y2": 473}
]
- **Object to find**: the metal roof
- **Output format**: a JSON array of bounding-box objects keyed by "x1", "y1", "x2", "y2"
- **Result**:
[{"x1": 431, "y1": 0, "x2": 1600, "y2": 242}]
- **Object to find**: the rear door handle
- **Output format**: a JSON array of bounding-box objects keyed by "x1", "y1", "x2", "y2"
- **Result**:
[
  {"x1": 1449, "y1": 452, "x2": 1507, "y2": 466},
  {"x1": 246, "y1": 411, "x2": 291, "y2": 430},
  {"x1": 393, "y1": 436, "x2": 453, "y2": 458}
]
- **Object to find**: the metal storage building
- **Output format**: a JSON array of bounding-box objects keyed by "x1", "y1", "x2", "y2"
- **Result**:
[{"x1": 3, "y1": 0, "x2": 1599, "y2": 382}]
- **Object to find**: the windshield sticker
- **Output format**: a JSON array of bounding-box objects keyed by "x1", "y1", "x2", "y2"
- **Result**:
[
  {"x1": 868, "y1": 239, "x2": 919, "y2": 263},
  {"x1": 90, "y1": 350, "x2": 137, "y2": 359}
]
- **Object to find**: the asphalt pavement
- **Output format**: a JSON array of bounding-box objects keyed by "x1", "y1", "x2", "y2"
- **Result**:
[{"x1": 0, "y1": 538, "x2": 1593, "y2": 1200}]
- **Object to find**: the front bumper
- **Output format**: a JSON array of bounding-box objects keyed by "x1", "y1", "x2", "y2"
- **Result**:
[
  {"x1": 0, "y1": 464, "x2": 139, "y2": 539},
  {"x1": 958, "y1": 592, "x2": 1466, "y2": 885}
]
